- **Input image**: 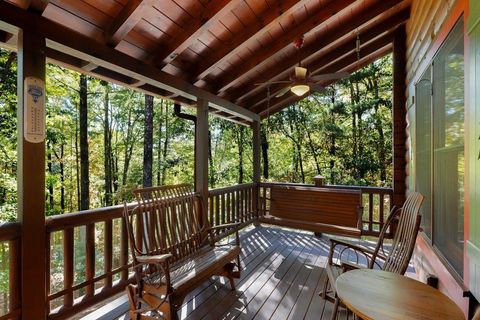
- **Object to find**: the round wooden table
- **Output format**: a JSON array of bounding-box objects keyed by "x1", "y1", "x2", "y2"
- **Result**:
[{"x1": 335, "y1": 269, "x2": 465, "y2": 320}]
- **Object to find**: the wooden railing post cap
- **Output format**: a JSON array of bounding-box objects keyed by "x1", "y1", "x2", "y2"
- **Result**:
[{"x1": 313, "y1": 175, "x2": 326, "y2": 187}]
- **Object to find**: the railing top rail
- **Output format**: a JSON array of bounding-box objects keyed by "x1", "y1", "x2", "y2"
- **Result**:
[
  {"x1": 208, "y1": 183, "x2": 256, "y2": 195},
  {"x1": 45, "y1": 203, "x2": 135, "y2": 232},
  {"x1": 0, "y1": 221, "x2": 21, "y2": 241},
  {"x1": 259, "y1": 182, "x2": 392, "y2": 193}
]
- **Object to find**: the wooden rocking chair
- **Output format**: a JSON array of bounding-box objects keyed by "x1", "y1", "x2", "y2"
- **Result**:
[{"x1": 320, "y1": 191, "x2": 424, "y2": 320}]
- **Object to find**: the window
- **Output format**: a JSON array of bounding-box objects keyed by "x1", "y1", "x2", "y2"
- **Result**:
[{"x1": 415, "y1": 18, "x2": 464, "y2": 276}]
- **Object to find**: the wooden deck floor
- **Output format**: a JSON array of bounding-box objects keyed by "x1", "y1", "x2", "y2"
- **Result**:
[{"x1": 81, "y1": 224, "x2": 384, "y2": 320}]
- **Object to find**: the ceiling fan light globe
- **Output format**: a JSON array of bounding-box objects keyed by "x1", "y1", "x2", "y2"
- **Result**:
[
  {"x1": 291, "y1": 84, "x2": 310, "y2": 96},
  {"x1": 294, "y1": 66, "x2": 308, "y2": 79}
]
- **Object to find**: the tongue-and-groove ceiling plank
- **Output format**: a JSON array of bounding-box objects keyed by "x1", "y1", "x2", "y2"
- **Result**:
[{"x1": 0, "y1": 0, "x2": 410, "y2": 119}]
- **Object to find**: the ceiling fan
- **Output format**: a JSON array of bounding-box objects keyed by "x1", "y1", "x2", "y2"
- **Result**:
[{"x1": 257, "y1": 36, "x2": 350, "y2": 98}]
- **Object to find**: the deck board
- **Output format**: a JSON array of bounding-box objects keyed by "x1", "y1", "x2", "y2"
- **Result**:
[{"x1": 86, "y1": 224, "x2": 375, "y2": 320}]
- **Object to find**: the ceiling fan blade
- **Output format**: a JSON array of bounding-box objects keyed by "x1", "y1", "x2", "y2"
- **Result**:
[
  {"x1": 309, "y1": 83, "x2": 325, "y2": 93},
  {"x1": 254, "y1": 80, "x2": 291, "y2": 86},
  {"x1": 275, "y1": 86, "x2": 291, "y2": 97},
  {"x1": 310, "y1": 71, "x2": 350, "y2": 82}
]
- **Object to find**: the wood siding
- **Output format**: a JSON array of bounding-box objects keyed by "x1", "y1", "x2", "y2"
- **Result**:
[
  {"x1": 406, "y1": 0, "x2": 458, "y2": 85},
  {"x1": 406, "y1": 0, "x2": 470, "y2": 316}
]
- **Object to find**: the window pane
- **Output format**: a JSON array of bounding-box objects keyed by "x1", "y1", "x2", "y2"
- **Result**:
[
  {"x1": 432, "y1": 19, "x2": 464, "y2": 276},
  {"x1": 416, "y1": 67, "x2": 432, "y2": 237}
]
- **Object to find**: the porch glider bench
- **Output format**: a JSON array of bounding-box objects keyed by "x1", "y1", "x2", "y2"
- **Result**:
[
  {"x1": 123, "y1": 184, "x2": 241, "y2": 320},
  {"x1": 260, "y1": 185, "x2": 363, "y2": 237}
]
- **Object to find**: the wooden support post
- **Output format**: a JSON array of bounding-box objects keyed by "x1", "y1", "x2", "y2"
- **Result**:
[
  {"x1": 17, "y1": 30, "x2": 47, "y2": 319},
  {"x1": 392, "y1": 25, "x2": 407, "y2": 207},
  {"x1": 252, "y1": 120, "x2": 261, "y2": 217},
  {"x1": 195, "y1": 99, "x2": 209, "y2": 226}
]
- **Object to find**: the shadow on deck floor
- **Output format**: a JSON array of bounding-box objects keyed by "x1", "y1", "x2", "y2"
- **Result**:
[{"x1": 79, "y1": 224, "x2": 414, "y2": 320}]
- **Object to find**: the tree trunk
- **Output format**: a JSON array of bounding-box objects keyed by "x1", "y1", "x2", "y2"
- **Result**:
[
  {"x1": 74, "y1": 117, "x2": 80, "y2": 211},
  {"x1": 79, "y1": 74, "x2": 90, "y2": 210},
  {"x1": 208, "y1": 130, "x2": 215, "y2": 188},
  {"x1": 260, "y1": 127, "x2": 269, "y2": 179},
  {"x1": 157, "y1": 99, "x2": 164, "y2": 185},
  {"x1": 306, "y1": 130, "x2": 321, "y2": 174},
  {"x1": 373, "y1": 79, "x2": 387, "y2": 181},
  {"x1": 103, "y1": 83, "x2": 113, "y2": 206},
  {"x1": 329, "y1": 91, "x2": 337, "y2": 184},
  {"x1": 238, "y1": 126, "x2": 244, "y2": 184},
  {"x1": 47, "y1": 142, "x2": 54, "y2": 211},
  {"x1": 143, "y1": 94, "x2": 154, "y2": 187},
  {"x1": 161, "y1": 105, "x2": 169, "y2": 185},
  {"x1": 355, "y1": 81, "x2": 365, "y2": 179},
  {"x1": 350, "y1": 81, "x2": 358, "y2": 180},
  {"x1": 60, "y1": 142, "x2": 65, "y2": 212},
  {"x1": 122, "y1": 108, "x2": 134, "y2": 187}
]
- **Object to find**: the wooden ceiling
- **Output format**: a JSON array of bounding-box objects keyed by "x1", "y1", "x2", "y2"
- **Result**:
[{"x1": 0, "y1": 0, "x2": 410, "y2": 123}]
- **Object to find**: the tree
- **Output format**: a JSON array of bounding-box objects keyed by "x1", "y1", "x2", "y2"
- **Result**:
[
  {"x1": 79, "y1": 74, "x2": 89, "y2": 210},
  {"x1": 143, "y1": 94, "x2": 154, "y2": 187}
]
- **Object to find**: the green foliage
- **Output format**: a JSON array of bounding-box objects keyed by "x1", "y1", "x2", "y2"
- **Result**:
[
  {"x1": 263, "y1": 55, "x2": 393, "y2": 186},
  {"x1": 0, "y1": 49, "x2": 394, "y2": 308},
  {"x1": 0, "y1": 48, "x2": 394, "y2": 221}
]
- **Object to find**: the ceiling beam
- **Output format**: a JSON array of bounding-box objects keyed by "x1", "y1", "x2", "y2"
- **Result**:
[
  {"x1": 210, "y1": 0, "x2": 402, "y2": 94},
  {"x1": 0, "y1": 1, "x2": 258, "y2": 122},
  {"x1": 238, "y1": 8, "x2": 409, "y2": 109},
  {"x1": 0, "y1": 30, "x2": 13, "y2": 43},
  {"x1": 14, "y1": 0, "x2": 48, "y2": 12},
  {"x1": 152, "y1": 0, "x2": 239, "y2": 67},
  {"x1": 252, "y1": 33, "x2": 394, "y2": 115},
  {"x1": 259, "y1": 45, "x2": 393, "y2": 118},
  {"x1": 28, "y1": 0, "x2": 48, "y2": 13},
  {"x1": 106, "y1": 0, "x2": 155, "y2": 47},
  {"x1": 188, "y1": 0, "x2": 307, "y2": 82}
]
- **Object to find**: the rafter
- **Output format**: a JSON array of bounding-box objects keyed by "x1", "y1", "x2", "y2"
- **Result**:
[
  {"x1": 152, "y1": 0, "x2": 239, "y2": 67},
  {"x1": 237, "y1": 8, "x2": 409, "y2": 109},
  {"x1": 14, "y1": 0, "x2": 48, "y2": 12},
  {"x1": 210, "y1": 0, "x2": 402, "y2": 95},
  {"x1": 0, "y1": 1, "x2": 259, "y2": 122},
  {"x1": 259, "y1": 45, "x2": 393, "y2": 118},
  {"x1": 188, "y1": 0, "x2": 306, "y2": 83},
  {"x1": 252, "y1": 33, "x2": 394, "y2": 115},
  {"x1": 106, "y1": 0, "x2": 155, "y2": 47}
]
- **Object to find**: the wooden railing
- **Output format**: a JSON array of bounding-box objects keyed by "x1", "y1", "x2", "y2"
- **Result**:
[
  {"x1": 45, "y1": 204, "x2": 134, "y2": 320},
  {"x1": 208, "y1": 183, "x2": 257, "y2": 238},
  {"x1": 0, "y1": 222, "x2": 21, "y2": 320},
  {"x1": 259, "y1": 182, "x2": 393, "y2": 237},
  {"x1": 0, "y1": 182, "x2": 393, "y2": 320}
]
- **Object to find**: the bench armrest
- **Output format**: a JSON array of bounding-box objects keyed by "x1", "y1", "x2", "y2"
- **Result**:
[
  {"x1": 207, "y1": 222, "x2": 242, "y2": 231},
  {"x1": 207, "y1": 222, "x2": 241, "y2": 246},
  {"x1": 134, "y1": 253, "x2": 173, "y2": 290},
  {"x1": 136, "y1": 253, "x2": 173, "y2": 264}
]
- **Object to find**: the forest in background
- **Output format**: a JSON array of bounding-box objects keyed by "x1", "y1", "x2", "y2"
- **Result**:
[{"x1": 0, "y1": 49, "x2": 393, "y2": 222}]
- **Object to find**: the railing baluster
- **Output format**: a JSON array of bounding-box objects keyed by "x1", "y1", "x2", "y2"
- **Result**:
[
  {"x1": 221, "y1": 194, "x2": 226, "y2": 226},
  {"x1": 9, "y1": 237, "x2": 20, "y2": 317},
  {"x1": 379, "y1": 193, "x2": 385, "y2": 231},
  {"x1": 64, "y1": 228, "x2": 74, "y2": 307},
  {"x1": 120, "y1": 217, "x2": 129, "y2": 282},
  {"x1": 368, "y1": 192, "x2": 374, "y2": 233},
  {"x1": 215, "y1": 195, "x2": 220, "y2": 229},
  {"x1": 85, "y1": 224, "x2": 95, "y2": 297},
  {"x1": 104, "y1": 221, "x2": 113, "y2": 289}
]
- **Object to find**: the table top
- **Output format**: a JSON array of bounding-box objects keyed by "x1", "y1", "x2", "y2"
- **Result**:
[{"x1": 335, "y1": 269, "x2": 465, "y2": 320}]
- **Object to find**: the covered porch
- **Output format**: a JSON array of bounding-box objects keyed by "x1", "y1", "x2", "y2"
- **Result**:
[{"x1": 0, "y1": 0, "x2": 477, "y2": 319}]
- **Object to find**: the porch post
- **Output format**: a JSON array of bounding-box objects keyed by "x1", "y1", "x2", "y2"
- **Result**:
[
  {"x1": 252, "y1": 120, "x2": 261, "y2": 216},
  {"x1": 195, "y1": 98, "x2": 209, "y2": 225},
  {"x1": 392, "y1": 24, "x2": 407, "y2": 206},
  {"x1": 17, "y1": 30, "x2": 47, "y2": 319}
]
